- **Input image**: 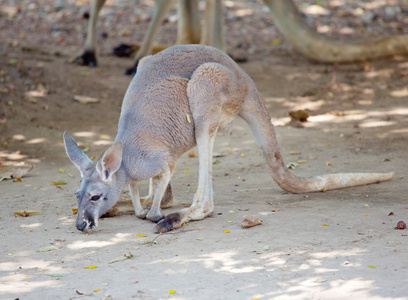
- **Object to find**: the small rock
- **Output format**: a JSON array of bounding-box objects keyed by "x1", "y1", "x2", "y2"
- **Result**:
[{"x1": 396, "y1": 221, "x2": 406, "y2": 230}]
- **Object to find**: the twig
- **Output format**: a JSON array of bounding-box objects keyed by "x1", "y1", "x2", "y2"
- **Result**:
[{"x1": 148, "y1": 227, "x2": 209, "y2": 246}]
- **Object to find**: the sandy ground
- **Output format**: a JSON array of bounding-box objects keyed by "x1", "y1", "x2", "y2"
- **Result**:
[{"x1": 1, "y1": 1, "x2": 407, "y2": 299}]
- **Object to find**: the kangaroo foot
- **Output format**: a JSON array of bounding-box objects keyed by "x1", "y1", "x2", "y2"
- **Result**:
[
  {"x1": 72, "y1": 50, "x2": 97, "y2": 67},
  {"x1": 153, "y1": 212, "x2": 182, "y2": 233}
]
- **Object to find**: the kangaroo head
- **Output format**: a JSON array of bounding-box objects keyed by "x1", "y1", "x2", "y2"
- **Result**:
[{"x1": 63, "y1": 132, "x2": 125, "y2": 231}]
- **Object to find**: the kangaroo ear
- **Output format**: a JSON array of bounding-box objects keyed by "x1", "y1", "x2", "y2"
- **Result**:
[
  {"x1": 63, "y1": 131, "x2": 95, "y2": 178},
  {"x1": 97, "y1": 142, "x2": 123, "y2": 182}
]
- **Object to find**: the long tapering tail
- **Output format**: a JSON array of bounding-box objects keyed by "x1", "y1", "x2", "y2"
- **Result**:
[{"x1": 239, "y1": 90, "x2": 394, "y2": 194}]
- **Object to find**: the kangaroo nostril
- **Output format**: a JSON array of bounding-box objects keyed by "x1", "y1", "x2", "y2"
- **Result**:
[{"x1": 76, "y1": 221, "x2": 87, "y2": 231}]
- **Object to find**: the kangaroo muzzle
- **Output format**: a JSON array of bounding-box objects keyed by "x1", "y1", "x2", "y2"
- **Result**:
[{"x1": 76, "y1": 220, "x2": 88, "y2": 231}]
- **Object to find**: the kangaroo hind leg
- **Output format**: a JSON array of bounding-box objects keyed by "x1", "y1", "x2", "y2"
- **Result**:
[{"x1": 154, "y1": 63, "x2": 244, "y2": 233}]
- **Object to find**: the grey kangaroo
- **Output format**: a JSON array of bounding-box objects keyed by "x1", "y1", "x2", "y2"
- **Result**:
[{"x1": 64, "y1": 44, "x2": 394, "y2": 233}]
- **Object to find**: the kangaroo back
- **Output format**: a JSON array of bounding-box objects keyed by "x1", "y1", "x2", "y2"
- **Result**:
[{"x1": 239, "y1": 89, "x2": 394, "y2": 193}]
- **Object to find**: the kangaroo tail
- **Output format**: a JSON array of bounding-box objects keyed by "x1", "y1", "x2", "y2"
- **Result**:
[{"x1": 239, "y1": 90, "x2": 394, "y2": 194}]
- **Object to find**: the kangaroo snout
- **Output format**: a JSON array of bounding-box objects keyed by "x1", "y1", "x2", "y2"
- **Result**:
[
  {"x1": 76, "y1": 215, "x2": 96, "y2": 231},
  {"x1": 76, "y1": 220, "x2": 88, "y2": 231}
]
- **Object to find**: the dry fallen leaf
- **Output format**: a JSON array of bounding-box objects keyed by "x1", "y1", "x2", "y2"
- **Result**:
[
  {"x1": 36, "y1": 245, "x2": 61, "y2": 252},
  {"x1": 76, "y1": 290, "x2": 93, "y2": 296},
  {"x1": 188, "y1": 151, "x2": 195, "y2": 158},
  {"x1": 286, "y1": 162, "x2": 299, "y2": 169},
  {"x1": 136, "y1": 234, "x2": 146, "y2": 237},
  {"x1": 73, "y1": 95, "x2": 100, "y2": 104},
  {"x1": 50, "y1": 180, "x2": 67, "y2": 185},
  {"x1": 109, "y1": 252, "x2": 133, "y2": 263},
  {"x1": 186, "y1": 113, "x2": 191, "y2": 124},
  {"x1": 72, "y1": 208, "x2": 78, "y2": 214},
  {"x1": 46, "y1": 274, "x2": 63, "y2": 277},
  {"x1": 0, "y1": 166, "x2": 33, "y2": 182},
  {"x1": 15, "y1": 210, "x2": 42, "y2": 216},
  {"x1": 242, "y1": 215, "x2": 262, "y2": 228},
  {"x1": 289, "y1": 110, "x2": 309, "y2": 122}
]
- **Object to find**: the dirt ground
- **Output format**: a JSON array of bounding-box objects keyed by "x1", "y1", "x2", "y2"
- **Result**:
[{"x1": 1, "y1": 1, "x2": 407, "y2": 299}]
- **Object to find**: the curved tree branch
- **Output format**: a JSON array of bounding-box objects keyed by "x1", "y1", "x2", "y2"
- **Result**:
[{"x1": 263, "y1": 0, "x2": 408, "y2": 63}]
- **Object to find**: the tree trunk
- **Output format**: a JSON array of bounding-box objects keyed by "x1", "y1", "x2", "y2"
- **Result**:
[{"x1": 263, "y1": 0, "x2": 408, "y2": 63}]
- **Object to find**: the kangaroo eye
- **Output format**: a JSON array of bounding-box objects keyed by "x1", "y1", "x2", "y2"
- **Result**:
[{"x1": 90, "y1": 195, "x2": 101, "y2": 201}]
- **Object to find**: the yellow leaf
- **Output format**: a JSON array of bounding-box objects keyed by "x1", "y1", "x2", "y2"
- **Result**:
[
  {"x1": 14, "y1": 210, "x2": 42, "y2": 215},
  {"x1": 183, "y1": 170, "x2": 191, "y2": 173},
  {"x1": 15, "y1": 177, "x2": 22, "y2": 182},
  {"x1": 168, "y1": 290, "x2": 176, "y2": 294},
  {"x1": 297, "y1": 160, "x2": 308, "y2": 163},
  {"x1": 186, "y1": 113, "x2": 191, "y2": 124},
  {"x1": 93, "y1": 289, "x2": 100, "y2": 292},
  {"x1": 90, "y1": 155, "x2": 96, "y2": 160},
  {"x1": 136, "y1": 234, "x2": 147, "y2": 237},
  {"x1": 59, "y1": 168, "x2": 65, "y2": 173},
  {"x1": 322, "y1": 223, "x2": 329, "y2": 226},
  {"x1": 240, "y1": 153, "x2": 245, "y2": 157},
  {"x1": 224, "y1": 230, "x2": 230, "y2": 233},
  {"x1": 273, "y1": 38, "x2": 281, "y2": 45},
  {"x1": 369, "y1": 265, "x2": 376, "y2": 269},
  {"x1": 72, "y1": 208, "x2": 78, "y2": 214},
  {"x1": 0, "y1": 168, "x2": 7, "y2": 172},
  {"x1": 84, "y1": 265, "x2": 97, "y2": 269},
  {"x1": 50, "y1": 180, "x2": 67, "y2": 185}
]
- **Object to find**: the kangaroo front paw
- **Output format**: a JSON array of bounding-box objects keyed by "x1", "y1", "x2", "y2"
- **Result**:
[
  {"x1": 146, "y1": 209, "x2": 165, "y2": 223},
  {"x1": 135, "y1": 209, "x2": 149, "y2": 219},
  {"x1": 153, "y1": 213, "x2": 182, "y2": 233}
]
